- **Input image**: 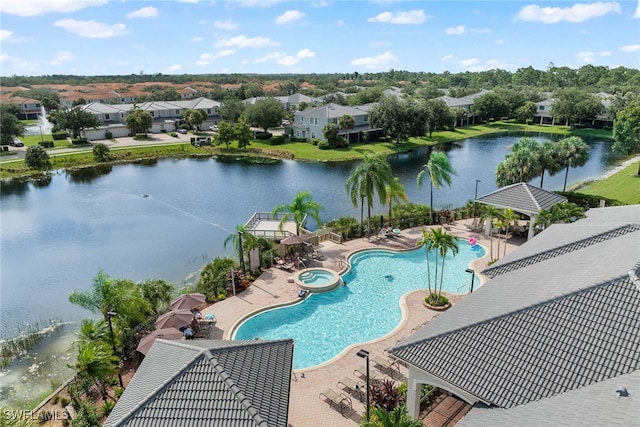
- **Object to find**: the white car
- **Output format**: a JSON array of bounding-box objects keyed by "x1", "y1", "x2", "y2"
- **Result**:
[
  {"x1": 209, "y1": 125, "x2": 218, "y2": 132},
  {"x1": 177, "y1": 128, "x2": 188, "y2": 134}
]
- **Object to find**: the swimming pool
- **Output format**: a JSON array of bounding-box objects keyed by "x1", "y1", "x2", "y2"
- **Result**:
[
  {"x1": 233, "y1": 242, "x2": 485, "y2": 369},
  {"x1": 294, "y1": 268, "x2": 342, "y2": 292}
]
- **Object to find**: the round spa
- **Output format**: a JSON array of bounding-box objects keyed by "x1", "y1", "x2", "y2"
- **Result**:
[{"x1": 294, "y1": 268, "x2": 342, "y2": 293}]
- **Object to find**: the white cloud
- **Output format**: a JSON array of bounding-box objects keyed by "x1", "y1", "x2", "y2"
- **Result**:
[
  {"x1": 368, "y1": 10, "x2": 427, "y2": 24},
  {"x1": 621, "y1": 44, "x2": 640, "y2": 52},
  {"x1": 459, "y1": 58, "x2": 479, "y2": 66},
  {"x1": 441, "y1": 54, "x2": 454, "y2": 61},
  {"x1": 50, "y1": 51, "x2": 73, "y2": 65},
  {"x1": 54, "y1": 19, "x2": 127, "y2": 38},
  {"x1": 178, "y1": 0, "x2": 198, "y2": 3},
  {"x1": 0, "y1": 0, "x2": 107, "y2": 16},
  {"x1": 191, "y1": 36, "x2": 203, "y2": 42},
  {"x1": 577, "y1": 50, "x2": 612, "y2": 62},
  {"x1": 167, "y1": 64, "x2": 182, "y2": 72},
  {"x1": 277, "y1": 55, "x2": 299, "y2": 66},
  {"x1": 297, "y1": 48, "x2": 315, "y2": 58},
  {"x1": 350, "y1": 51, "x2": 398, "y2": 69},
  {"x1": 516, "y1": 2, "x2": 622, "y2": 23},
  {"x1": 255, "y1": 52, "x2": 284, "y2": 63},
  {"x1": 196, "y1": 50, "x2": 236, "y2": 66},
  {"x1": 275, "y1": 10, "x2": 306, "y2": 24},
  {"x1": 214, "y1": 19, "x2": 238, "y2": 30},
  {"x1": 228, "y1": 0, "x2": 279, "y2": 7},
  {"x1": 216, "y1": 34, "x2": 276, "y2": 48},
  {"x1": 0, "y1": 30, "x2": 13, "y2": 42},
  {"x1": 445, "y1": 25, "x2": 465, "y2": 35},
  {"x1": 126, "y1": 7, "x2": 158, "y2": 19},
  {"x1": 635, "y1": 0, "x2": 640, "y2": 18},
  {"x1": 471, "y1": 28, "x2": 491, "y2": 34}
]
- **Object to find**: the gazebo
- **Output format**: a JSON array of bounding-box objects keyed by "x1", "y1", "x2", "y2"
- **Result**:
[{"x1": 475, "y1": 182, "x2": 567, "y2": 240}]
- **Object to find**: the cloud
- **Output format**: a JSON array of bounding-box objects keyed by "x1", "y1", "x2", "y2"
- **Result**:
[
  {"x1": 635, "y1": 0, "x2": 640, "y2": 18},
  {"x1": 459, "y1": 58, "x2": 479, "y2": 66},
  {"x1": 445, "y1": 25, "x2": 465, "y2": 35},
  {"x1": 297, "y1": 48, "x2": 315, "y2": 58},
  {"x1": 0, "y1": 30, "x2": 13, "y2": 42},
  {"x1": 178, "y1": 0, "x2": 198, "y2": 3},
  {"x1": 621, "y1": 44, "x2": 640, "y2": 52},
  {"x1": 196, "y1": 50, "x2": 236, "y2": 66},
  {"x1": 228, "y1": 0, "x2": 279, "y2": 7},
  {"x1": 577, "y1": 50, "x2": 612, "y2": 62},
  {"x1": 216, "y1": 34, "x2": 276, "y2": 48},
  {"x1": 191, "y1": 36, "x2": 203, "y2": 42},
  {"x1": 350, "y1": 51, "x2": 398, "y2": 69},
  {"x1": 50, "y1": 51, "x2": 73, "y2": 65},
  {"x1": 275, "y1": 10, "x2": 306, "y2": 24},
  {"x1": 0, "y1": 0, "x2": 107, "y2": 16},
  {"x1": 214, "y1": 19, "x2": 238, "y2": 30},
  {"x1": 441, "y1": 54, "x2": 454, "y2": 61},
  {"x1": 368, "y1": 10, "x2": 427, "y2": 24},
  {"x1": 167, "y1": 64, "x2": 182, "y2": 72},
  {"x1": 516, "y1": 2, "x2": 622, "y2": 23},
  {"x1": 126, "y1": 7, "x2": 158, "y2": 19},
  {"x1": 54, "y1": 19, "x2": 127, "y2": 38}
]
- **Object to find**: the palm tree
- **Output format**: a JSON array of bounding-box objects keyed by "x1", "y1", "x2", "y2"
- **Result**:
[
  {"x1": 385, "y1": 177, "x2": 409, "y2": 223},
  {"x1": 417, "y1": 152, "x2": 456, "y2": 224},
  {"x1": 415, "y1": 228, "x2": 436, "y2": 296},
  {"x1": 416, "y1": 227, "x2": 458, "y2": 303},
  {"x1": 500, "y1": 208, "x2": 519, "y2": 257},
  {"x1": 538, "y1": 140, "x2": 563, "y2": 188},
  {"x1": 345, "y1": 152, "x2": 394, "y2": 235},
  {"x1": 362, "y1": 405, "x2": 423, "y2": 427},
  {"x1": 72, "y1": 340, "x2": 119, "y2": 400},
  {"x1": 272, "y1": 190, "x2": 324, "y2": 235},
  {"x1": 478, "y1": 205, "x2": 503, "y2": 261},
  {"x1": 495, "y1": 137, "x2": 541, "y2": 187},
  {"x1": 557, "y1": 136, "x2": 590, "y2": 191}
]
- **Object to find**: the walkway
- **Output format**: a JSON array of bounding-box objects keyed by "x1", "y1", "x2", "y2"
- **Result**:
[{"x1": 201, "y1": 218, "x2": 525, "y2": 427}]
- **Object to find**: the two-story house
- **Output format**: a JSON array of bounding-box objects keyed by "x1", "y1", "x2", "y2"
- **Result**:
[{"x1": 290, "y1": 103, "x2": 383, "y2": 143}]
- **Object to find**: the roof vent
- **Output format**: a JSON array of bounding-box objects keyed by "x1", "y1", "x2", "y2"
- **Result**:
[{"x1": 616, "y1": 386, "x2": 629, "y2": 397}]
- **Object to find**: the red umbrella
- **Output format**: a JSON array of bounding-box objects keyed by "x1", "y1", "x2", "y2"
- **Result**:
[
  {"x1": 170, "y1": 292, "x2": 207, "y2": 311},
  {"x1": 154, "y1": 309, "x2": 194, "y2": 330},
  {"x1": 136, "y1": 328, "x2": 184, "y2": 355}
]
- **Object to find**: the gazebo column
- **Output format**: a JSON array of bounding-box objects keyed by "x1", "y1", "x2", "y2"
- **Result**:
[
  {"x1": 406, "y1": 378, "x2": 421, "y2": 419},
  {"x1": 527, "y1": 214, "x2": 537, "y2": 240}
]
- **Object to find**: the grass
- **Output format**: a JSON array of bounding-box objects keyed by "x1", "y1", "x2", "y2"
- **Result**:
[{"x1": 576, "y1": 161, "x2": 640, "y2": 205}]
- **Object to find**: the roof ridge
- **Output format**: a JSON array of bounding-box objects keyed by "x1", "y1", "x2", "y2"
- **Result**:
[
  {"x1": 204, "y1": 350, "x2": 269, "y2": 427},
  {"x1": 483, "y1": 224, "x2": 640, "y2": 278}
]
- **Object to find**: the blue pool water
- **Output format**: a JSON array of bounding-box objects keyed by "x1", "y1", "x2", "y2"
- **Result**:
[
  {"x1": 233, "y1": 242, "x2": 485, "y2": 369},
  {"x1": 299, "y1": 269, "x2": 335, "y2": 285}
]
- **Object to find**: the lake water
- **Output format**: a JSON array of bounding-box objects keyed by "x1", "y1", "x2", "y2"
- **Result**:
[{"x1": 0, "y1": 132, "x2": 616, "y2": 404}]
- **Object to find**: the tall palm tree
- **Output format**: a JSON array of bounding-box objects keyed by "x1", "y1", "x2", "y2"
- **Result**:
[
  {"x1": 431, "y1": 227, "x2": 459, "y2": 297},
  {"x1": 500, "y1": 208, "x2": 519, "y2": 257},
  {"x1": 557, "y1": 136, "x2": 590, "y2": 191},
  {"x1": 224, "y1": 224, "x2": 258, "y2": 273},
  {"x1": 417, "y1": 152, "x2": 456, "y2": 224},
  {"x1": 538, "y1": 140, "x2": 563, "y2": 188},
  {"x1": 495, "y1": 137, "x2": 541, "y2": 187},
  {"x1": 272, "y1": 190, "x2": 324, "y2": 235},
  {"x1": 72, "y1": 340, "x2": 119, "y2": 400},
  {"x1": 385, "y1": 177, "x2": 409, "y2": 222},
  {"x1": 478, "y1": 205, "x2": 503, "y2": 261},
  {"x1": 415, "y1": 228, "x2": 436, "y2": 296},
  {"x1": 345, "y1": 152, "x2": 394, "y2": 235}
]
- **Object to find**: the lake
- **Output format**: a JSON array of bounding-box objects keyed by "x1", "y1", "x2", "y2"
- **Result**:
[{"x1": 0, "y1": 132, "x2": 616, "y2": 404}]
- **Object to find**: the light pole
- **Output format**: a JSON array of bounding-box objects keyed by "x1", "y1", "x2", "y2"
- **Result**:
[
  {"x1": 39, "y1": 125, "x2": 44, "y2": 144},
  {"x1": 474, "y1": 179, "x2": 481, "y2": 217},
  {"x1": 465, "y1": 269, "x2": 475, "y2": 293},
  {"x1": 106, "y1": 311, "x2": 124, "y2": 388},
  {"x1": 356, "y1": 349, "x2": 370, "y2": 422},
  {"x1": 237, "y1": 231, "x2": 245, "y2": 273}
]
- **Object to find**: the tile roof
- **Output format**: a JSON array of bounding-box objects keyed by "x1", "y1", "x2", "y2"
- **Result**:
[
  {"x1": 390, "y1": 205, "x2": 640, "y2": 424},
  {"x1": 476, "y1": 182, "x2": 567, "y2": 215},
  {"x1": 105, "y1": 339, "x2": 294, "y2": 427}
]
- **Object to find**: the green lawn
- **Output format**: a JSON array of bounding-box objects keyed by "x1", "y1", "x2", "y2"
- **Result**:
[{"x1": 577, "y1": 162, "x2": 640, "y2": 205}]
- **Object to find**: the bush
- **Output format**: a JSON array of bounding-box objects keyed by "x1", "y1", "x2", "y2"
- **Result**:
[
  {"x1": 52, "y1": 132, "x2": 68, "y2": 140},
  {"x1": 254, "y1": 132, "x2": 272, "y2": 140},
  {"x1": 310, "y1": 139, "x2": 320, "y2": 145},
  {"x1": 291, "y1": 137, "x2": 307, "y2": 142},
  {"x1": 71, "y1": 137, "x2": 89, "y2": 145},
  {"x1": 38, "y1": 141, "x2": 54, "y2": 148},
  {"x1": 269, "y1": 135, "x2": 285, "y2": 145},
  {"x1": 104, "y1": 131, "x2": 113, "y2": 139},
  {"x1": 425, "y1": 293, "x2": 449, "y2": 307},
  {"x1": 59, "y1": 396, "x2": 70, "y2": 407},
  {"x1": 317, "y1": 140, "x2": 331, "y2": 150},
  {"x1": 24, "y1": 145, "x2": 51, "y2": 168},
  {"x1": 555, "y1": 191, "x2": 623, "y2": 208},
  {"x1": 92, "y1": 143, "x2": 110, "y2": 162},
  {"x1": 114, "y1": 387, "x2": 124, "y2": 399},
  {"x1": 102, "y1": 401, "x2": 116, "y2": 417}
]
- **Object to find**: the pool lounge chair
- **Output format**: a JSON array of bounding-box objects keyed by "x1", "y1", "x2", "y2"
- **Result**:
[
  {"x1": 371, "y1": 355, "x2": 399, "y2": 373},
  {"x1": 337, "y1": 376, "x2": 365, "y2": 402},
  {"x1": 319, "y1": 388, "x2": 352, "y2": 415}
]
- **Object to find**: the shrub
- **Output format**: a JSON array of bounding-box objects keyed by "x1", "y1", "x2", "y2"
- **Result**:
[
  {"x1": 291, "y1": 137, "x2": 307, "y2": 142},
  {"x1": 317, "y1": 140, "x2": 331, "y2": 150},
  {"x1": 102, "y1": 401, "x2": 116, "y2": 417},
  {"x1": 52, "y1": 132, "x2": 68, "y2": 140},
  {"x1": 38, "y1": 141, "x2": 54, "y2": 148},
  {"x1": 51, "y1": 395, "x2": 60, "y2": 404},
  {"x1": 425, "y1": 293, "x2": 449, "y2": 307},
  {"x1": 369, "y1": 378, "x2": 405, "y2": 411},
  {"x1": 254, "y1": 132, "x2": 272, "y2": 140},
  {"x1": 59, "y1": 396, "x2": 70, "y2": 407},
  {"x1": 310, "y1": 139, "x2": 320, "y2": 146},
  {"x1": 269, "y1": 135, "x2": 285, "y2": 145},
  {"x1": 92, "y1": 143, "x2": 111, "y2": 162},
  {"x1": 71, "y1": 137, "x2": 88, "y2": 145},
  {"x1": 25, "y1": 145, "x2": 51, "y2": 168},
  {"x1": 104, "y1": 131, "x2": 113, "y2": 139},
  {"x1": 114, "y1": 387, "x2": 124, "y2": 399}
]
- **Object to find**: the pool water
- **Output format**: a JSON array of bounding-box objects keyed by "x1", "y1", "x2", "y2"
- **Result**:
[
  {"x1": 233, "y1": 242, "x2": 485, "y2": 369},
  {"x1": 299, "y1": 269, "x2": 335, "y2": 285}
]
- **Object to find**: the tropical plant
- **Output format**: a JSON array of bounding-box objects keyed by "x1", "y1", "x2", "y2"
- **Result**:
[
  {"x1": 361, "y1": 404, "x2": 423, "y2": 427},
  {"x1": 368, "y1": 378, "x2": 405, "y2": 412},
  {"x1": 479, "y1": 205, "x2": 503, "y2": 261},
  {"x1": 224, "y1": 224, "x2": 258, "y2": 272},
  {"x1": 416, "y1": 227, "x2": 459, "y2": 304},
  {"x1": 213, "y1": 120, "x2": 236, "y2": 149},
  {"x1": 196, "y1": 257, "x2": 237, "y2": 301},
  {"x1": 417, "y1": 152, "x2": 456, "y2": 224},
  {"x1": 235, "y1": 116, "x2": 253, "y2": 149},
  {"x1": 24, "y1": 145, "x2": 51, "y2": 168},
  {"x1": 345, "y1": 152, "x2": 394, "y2": 235},
  {"x1": 556, "y1": 136, "x2": 590, "y2": 191},
  {"x1": 385, "y1": 177, "x2": 409, "y2": 221},
  {"x1": 612, "y1": 100, "x2": 640, "y2": 175},
  {"x1": 92, "y1": 143, "x2": 111, "y2": 162},
  {"x1": 272, "y1": 191, "x2": 324, "y2": 235},
  {"x1": 500, "y1": 208, "x2": 519, "y2": 258},
  {"x1": 46, "y1": 106, "x2": 102, "y2": 139},
  {"x1": 124, "y1": 104, "x2": 153, "y2": 135},
  {"x1": 495, "y1": 137, "x2": 541, "y2": 187},
  {"x1": 138, "y1": 279, "x2": 173, "y2": 315},
  {"x1": 339, "y1": 114, "x2": 355, "y2": 141},
  {"x1": 243, "y1": 97, "x2": 285, "y2": 132},
  {"x1": 72, "y1": 340, "x2": 118, "y2": 400},
  {"x1": 534, "y1": 202, "x2": 585, "y2": 229},
  {"x1": 537, "y1": 140, "x2": 563, "y2": 188},
  {"x1": 181, "y1": 108, "x2": 208, "y2": 131}
]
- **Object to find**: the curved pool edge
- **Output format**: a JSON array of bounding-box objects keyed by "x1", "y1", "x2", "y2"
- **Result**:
[{"x1": 293, "y1": 268, "x2": 341, "y2": 293}]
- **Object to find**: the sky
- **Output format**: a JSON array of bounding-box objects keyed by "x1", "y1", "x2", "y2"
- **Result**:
[{"x1": 0, "y1": 0, "x2": 639, "y2": 77}]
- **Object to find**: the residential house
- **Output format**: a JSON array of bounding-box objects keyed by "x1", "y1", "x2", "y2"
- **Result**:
[
  {"x1": 243, "y1": 93, "x2": 320, "y2": 110},
  {"x1": 290, "y1": 103, "x2": 383, "y2": 143},
  {"x1": 391, "y1": 205, "x2": 640, "y2": 425},
  {"x1": 533, "y1": 93, "x2": 614, "y2": 128},
  {"x1": 104, "y1": 338, "x2": 294, "y2": 427}
]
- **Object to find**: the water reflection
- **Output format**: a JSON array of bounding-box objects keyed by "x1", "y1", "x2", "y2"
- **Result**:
[
  {"x1": 66, "y1": 164, "x2": 113, "y2": 184},
  {"x1": 0, "y1": 178, "x2": 30, "y2": 196}
]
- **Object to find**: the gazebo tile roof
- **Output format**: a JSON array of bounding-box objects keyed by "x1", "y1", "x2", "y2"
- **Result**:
[{"x1": 476, "y1": 182, "x2": 567, "y2": 215}]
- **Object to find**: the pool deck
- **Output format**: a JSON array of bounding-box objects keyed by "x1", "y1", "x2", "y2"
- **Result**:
[{"x1": 201, "y1": 218, "x2": 526, "y2": 427}]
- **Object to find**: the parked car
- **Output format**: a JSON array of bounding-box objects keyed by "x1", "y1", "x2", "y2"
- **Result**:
[
  {"x1": 9, "y1": 138, "x2": 24, "y2": 147},
  {"x1": 177, "y1": 128, "x2": 188, "y2": 134},
  {"x1": 209, "y1": 125, "x2": 218, "y2": 132}
]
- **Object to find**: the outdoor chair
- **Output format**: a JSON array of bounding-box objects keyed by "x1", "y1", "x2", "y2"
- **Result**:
[
  {"x1": 371, "y1": 355, "x2": 399, "y2": 374},
  {"x1": 337, "y1": 376, "x2": 365, "y2": 402},
  {"x1": 319, "y1": 388, "x2": 352, "y2": 415}
]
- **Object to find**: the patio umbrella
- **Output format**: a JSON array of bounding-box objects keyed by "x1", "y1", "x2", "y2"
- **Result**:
[
  {"x1": 281, "y1": 235, "x2": 308, "y2": 245},
  {"x1": 170, "y1": 292, "x2": 207, "y2": 311},
  {"x1": 154, "y1": 309, "x2": 194, "y2": 330},
  {"x1": 136, "y1": 327, "x2": 184, "y2": 355}
]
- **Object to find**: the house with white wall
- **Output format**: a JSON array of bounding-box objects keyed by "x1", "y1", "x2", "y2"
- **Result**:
[{"x1": 290, "y1": 103, "x2": 383, "y2": 143}]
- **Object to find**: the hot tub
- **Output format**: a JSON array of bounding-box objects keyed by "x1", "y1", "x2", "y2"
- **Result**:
[{"x1": 294, "y1": 268, "x2": 342, "y2": 293}]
